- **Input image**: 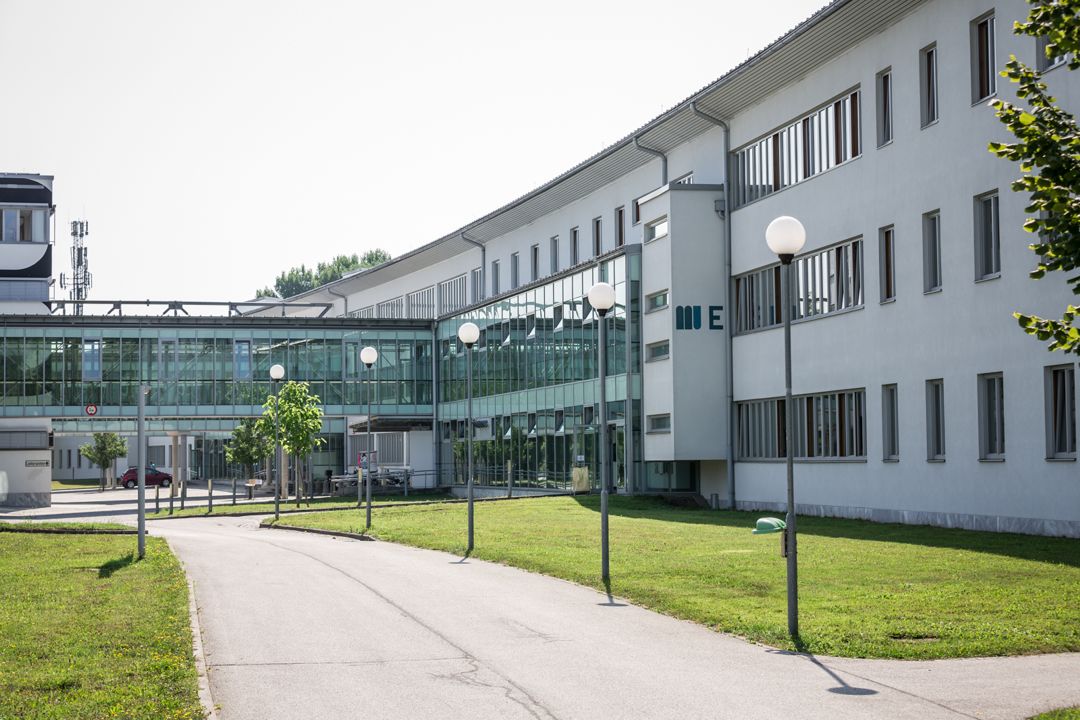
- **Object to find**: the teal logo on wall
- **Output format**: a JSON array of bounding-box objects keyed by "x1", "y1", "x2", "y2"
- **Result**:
[{"x1": 675, "y1": 305, "x2": 723, "y2": 331}]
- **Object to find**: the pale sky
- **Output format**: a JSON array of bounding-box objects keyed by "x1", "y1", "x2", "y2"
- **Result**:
[{"x1": 1, "y1": 0, "x2": 826, "y2": 304}]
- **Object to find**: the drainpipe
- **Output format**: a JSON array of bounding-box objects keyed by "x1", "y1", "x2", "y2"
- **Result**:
[
  {"x1": 691, "y1": 101, "x2": 737, "y2": 511},
  {"x1": 461, "y1": 232, "x2": 485, "y2": 302},
  {"x1": 327, "y1": 284, "x2": 348, "y2": 318},
  {"x1": 634, "y1": 136, "x2": 668, "y2": 185}
]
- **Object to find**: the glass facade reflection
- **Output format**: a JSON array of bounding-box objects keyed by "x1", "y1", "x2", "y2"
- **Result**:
[{"x1": 436, "y1": 249, "x2": 642, "y2": 491}]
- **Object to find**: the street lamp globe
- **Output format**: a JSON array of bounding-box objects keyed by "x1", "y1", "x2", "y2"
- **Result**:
[
  {"x1": 587, "y1": 281, "x2": 616, "y2": 315},
  {"x1": 269, "y1": 363, "x2": 285, "y2": 381},
  {"x1": 765, "y1": 216, "x2": 807, "y2": 258},
  {"x1": 457, "y1": 321, "x2": 480, "y2": 347},
  {"x1": 360, "y1": 345, "x2": 378, "y2": 367}
]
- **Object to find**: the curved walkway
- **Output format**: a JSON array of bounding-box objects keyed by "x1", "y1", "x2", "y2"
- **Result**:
[{"x1": 151, "y1": 516, "x2": 1080, "y2": 720}]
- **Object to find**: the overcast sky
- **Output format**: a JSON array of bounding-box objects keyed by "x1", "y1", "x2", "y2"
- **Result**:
[{"x1": 2, "y1": 0, "x2": 825, "y2": 304}]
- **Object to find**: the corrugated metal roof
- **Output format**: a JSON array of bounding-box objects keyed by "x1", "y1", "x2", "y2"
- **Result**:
[{"x1": 275, "y1": 0, "x2": 926, "y2": 308}]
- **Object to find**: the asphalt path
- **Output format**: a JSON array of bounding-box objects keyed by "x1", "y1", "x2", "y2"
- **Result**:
[{"x1": 145, "y1": 516, "x2": 1080, "y2": 720}]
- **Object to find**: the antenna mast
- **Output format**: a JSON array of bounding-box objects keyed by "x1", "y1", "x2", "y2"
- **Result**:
[{"x1": 59, "y1": 220, "x2": 92, "y2": 315}]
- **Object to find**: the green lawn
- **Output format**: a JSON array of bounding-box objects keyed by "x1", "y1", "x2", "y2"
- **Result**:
[
  {"x1": 51, "y1": 478, "x2": 103, "y2": 490},
  {"x1": 267, "y1": 495, "x2": 1080, "y2": 660},
  {"x1": 1033, "y1": 710, "x2": 1080, "y2": 719},
  {"x1": 147, "y1": 490, "x2": 451, "y2": 519},
  {"x1": 0, "y1": 525, "x2": 203, "y2": 719},
  {"x1": 0, "y1": 520, "x2": 133, "y2": 533}
]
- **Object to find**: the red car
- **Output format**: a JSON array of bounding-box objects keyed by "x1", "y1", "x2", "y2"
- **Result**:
[{"x1": 121, "y1": 467, "x2": 172, "y2": 489}]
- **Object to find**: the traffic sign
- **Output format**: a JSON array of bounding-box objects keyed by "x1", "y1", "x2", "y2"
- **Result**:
[{"x1": 85, "y1": 404, "x2": 98, "y2": 416}]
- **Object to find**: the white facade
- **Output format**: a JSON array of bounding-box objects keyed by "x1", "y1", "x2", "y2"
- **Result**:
[{"x1": 272, "y1": 0, "x2": 1078, "y2": 536}]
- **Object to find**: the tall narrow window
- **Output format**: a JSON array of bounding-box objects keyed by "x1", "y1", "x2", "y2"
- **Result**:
[
  {"x1": 1037, "y1": 35, "x2": 1067, "y2": 72},
  {"x1": 926, "y1": 379, "x2": 946, "y2": 460},
  {"x1": 975, "y1": 192, "x2": 1001, "y2": 279},
  {"x1": 234, "y1": 339, "x2": 252, "y2": 380},
  {"x1": 1045, "y1": 365, "x2": 1077, "y2": 459},
  {"x1": 510, "y1": 252, "x2": 520, "y2": 289},
  {"x1": 82, "y1": 340, "x2": 102, "y2": 381},
  {"x1": 490, "y1": 259, "x2": 500, "y2": 296},
  {"x1": 879, "y1": 225, "x2": 895, "y2": 302},
  {"x1": 971, "y1": 13, "x2": 997, "y2": 102},
  {"x1": 615, "y1": 207, "x2": 625, "y2": 246},
  {"x1": 549, "y1": 236, "x2": 559, "y2": 274},
  {"x1": 920, "y1": 44, "x2": 939, "y2": 126},
  {"x1": 882, "y1": 384, "x2": 899, "y2": 461},
  {"x1": 978, "y1": 373, "x2": 1005, "y2": 460},
  {"x1": 470, "y1": 267, "x2": 483, "y2": 304},
  {"x1": 922, "y1": 211, "x2": 942, "y2": 293},
  {"x1": 876, "y1": 69, "x2": 893, "y2": 146},
  {"x1": 530, "y1": 244, "x2": 539, "y2": 282},
  {"x1": 592, "y1": 217, "x2": 602, "y2": 257},
  {"x1": 571, "y1": 227, "x2": 580, "y2": 265}
]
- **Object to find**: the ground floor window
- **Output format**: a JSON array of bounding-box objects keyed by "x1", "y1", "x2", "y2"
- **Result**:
[{"x1": 737, "y1": 389, "x2": 866, "y2": 460}]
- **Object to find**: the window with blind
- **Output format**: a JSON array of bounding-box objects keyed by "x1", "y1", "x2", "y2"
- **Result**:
[
  {"x1": 1045, "y1": 365, "x2": 1077, "y2": 459},
  {"x1": 737, "y1": 389, "x2": 866, "y2": 460}
]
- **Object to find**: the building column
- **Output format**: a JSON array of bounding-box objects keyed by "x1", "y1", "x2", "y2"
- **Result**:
[{"x1": 170, "y1": 435, "x2": 179, "y2": 497}]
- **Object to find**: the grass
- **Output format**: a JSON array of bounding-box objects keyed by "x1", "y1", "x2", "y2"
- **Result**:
[
  {"x1": 267, "y1": 495, "x2": 1080, "y2": 660},
  {"x1": 0, "y1": 520, "x2": 134, "y2": 533},
  {"x1": 51, "y1": 478, "x2": 103, "y2": 490},
  {"x1": 0, "y1": 526, "x2": 203, "y2": 719},
  {"x1": 1032, "y1": 711, "x2": 1080, "y2": 720},
  {"x1": 147, "y1": 490, "x2": 451, "y2": 519}
]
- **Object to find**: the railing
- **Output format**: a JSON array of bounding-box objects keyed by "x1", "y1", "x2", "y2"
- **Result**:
[{"x1": 46, "y1": 299, "x2": 335, "y2": 317}]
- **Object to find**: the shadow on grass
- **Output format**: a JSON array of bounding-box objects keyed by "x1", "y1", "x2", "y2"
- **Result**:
[
  {"x1": 599, "y1": 577, "x2": 627, "y2": 607},
  {"x1": 570, "y1": 496, "x2": 1080, "y2": 568},
  {"x1": 98, "y1": 553, "x2": 134, "y2": 578}
]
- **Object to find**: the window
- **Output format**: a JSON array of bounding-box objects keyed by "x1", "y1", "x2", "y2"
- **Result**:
[
  {"x1": 921, "y1": 44, "x2": 939, "y2": 126},
  {"x1": 345, "y1": 341, "x2": 358, "y2": 379},
  {"x1": 406, "y1": 286, "x2": 435, "y2": 318},
  {"x1": 926, "y1": 379, "x2": 946, "y2": 460},
  {"x1": 732, "y1": 90, "x2": 861, "y2": 207},
  {"x1": 1037, "y1": 36, "x2": 1068, "y2": 72},
  {"x1": 647, "y1": 414, "x2": 672, "y2": 433},
  {"x1": 737, "y1": 389, "x2": 866, "y2": 460},
  {"x1": 646, "y1": 290, "x2": 669, "y2": 312},
  {"x1": 879, "y1": 226, "x2": 895, "y2": 302},
  {"x1": 549, "y1": 236, "x2": 559, "y2": 274},
  {"x1": 971, "y1": 13, "x2": 996, "y2": 102},
  {"x1": 645, "y1": 217, "x2": 669, "y2": 242},
  {"x1": 978, "y1": 373, "x2": 1005, "y2": 460},
  {"x1": 882, "y1": 384, "x2": 899, "y2": 461},
  {"x1": 646, "y1": 340, "x2": 670, "y2": 362},
  {"x1": 733, "y1": 237, "x2": 863, "y2": 334},
  {"x1": 615, "y1": 207, "x2": 625, "y2": 247},
  {"x1": 234, "y1": 340, "x2": 252, "y2": 380},
  {"x1": 876, "y1": 69, "x2": 893, "y2": 146},
  {"x1": 974, "y1": 192, "x2": 1000, "y2": 279},
  {"x1": 377, "y1": 297, "x2": 404, "y2": 318},
  {"x1": 571, "y1": 227, "x2": 580, "y2": 265},
  {"x1": 470, "y1": 267, "x2": 483, "y2": 304},
  {"x1": 81, "y1": 340, "x2": 102, "y2": 381},
  {"x1": 923, "y1": 211, "x2": 942, "y2": 292},
  {"x1": 2, "y1": 209, "x2": 47, "y2": 243},
  {"x1": 510, "y1": 252, "x2": 520, "y2": 289},
  {"x1": 490, "y1": 259, "x2": 500, "y2": 296},
  {"x1": 592, "y1": 217, "x2": 602, "y2": 257},
  {"x1": 1045, "y1": 365, "x2": 1076, "y2": 459},
  {"x1": 0, "y1": 210, "x2": 14, "y2": 243},
  {"x1": 633, "y1": 200, "x2": 641, "y2": 224},
  {"x1": 530, "y1": 244, "x2": 539, "y2": 282},
  {"x1": 438, "y1": 274, "x2": 468, "y2": 315}
]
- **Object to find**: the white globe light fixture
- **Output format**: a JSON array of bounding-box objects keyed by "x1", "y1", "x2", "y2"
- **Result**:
[
  {"x1": 360, "y1": 346, "x2": 378, "y2": 367},
  {"x1": 765, "y1": 216, "x2": 807, "y2": 261},
  {"x1": 269, "y1": 363, "x2": 285, "y2": 381},
  {"x1": 457, "y1": 321, "x2": 480, "y2": 347},
  {"x1": 588, "y1": 281, "x2": 616, "y2": 316}
]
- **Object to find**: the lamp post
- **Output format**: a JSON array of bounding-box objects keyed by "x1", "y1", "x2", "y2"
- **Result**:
[
  {"x1": 136, "y1": 384, "x2": 149, "y2": 560},
  {"x1": 270, "y1": 363, "x2": 285, "y2": 521},
  {"x1": 457, "y1": 322, "x2": 480, "y2": 553},
  {"x1": 588, "y1": 281, "x2": 616, "y2": 583},
  {"x1": 360, "y1": 345, "x2": 379, "y2": 530},
  {"x1": 765, "y1": 215, "x2": 807, "y2": 638}
]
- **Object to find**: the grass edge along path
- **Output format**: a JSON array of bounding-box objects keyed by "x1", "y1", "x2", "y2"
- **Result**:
[
  {"x1": 266, "y1": 495, "x2": 1080, "y2": 661},
  {"x1": 1032, "y1": 709, "x2": 1080, "y2": 719},
  {"x1": 147, "y1": 490, "x2": 453, "y2": 519},
  {"x1": 0, "y1": 528, "x2": 204, "y2": 719},
  {"x1": 0, "y1": 520, "x2": 135, "y2": 534}
]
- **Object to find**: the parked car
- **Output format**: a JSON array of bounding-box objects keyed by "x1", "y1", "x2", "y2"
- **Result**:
[{"x1": 121, "y1": 467, "x2": 172, "y2": 489}]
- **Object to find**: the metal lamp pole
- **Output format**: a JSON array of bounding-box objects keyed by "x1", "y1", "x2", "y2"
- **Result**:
[
  {"x1": 137, "y1": 384, "x2": 148, "y2": 560},
  {"x1": 766, "y1": 216, "x2": 807, "y2": 638},
  {"x1": 587, "y1": 282, "x2": 616, "y2": 583},
  {"x1": 270, "y1": 364, "x2": 285, "y2": 520},
  {"x1": 361, "y1": 346, "x2": 379, "y2": 529},
  {"x1": 457, "y1": 322, "x2": 479, "y2": 554}
]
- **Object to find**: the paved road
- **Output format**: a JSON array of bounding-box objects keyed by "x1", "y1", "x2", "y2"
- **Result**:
[{"x1": 150, "y1": 516, "x2": 1080, "y2": 720}]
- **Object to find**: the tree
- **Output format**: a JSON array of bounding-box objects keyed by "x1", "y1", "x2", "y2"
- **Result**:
[
  {"x1": 80, "y1": 432, "x2": 128, "y2": 492},
  {"x1": 990, "y1": 0, "x2": 1080, "y2": 353},
  {"x1": 254, "y1": 250, "x2": 392, "y2": 299},
  {"x1": 263, "y1": 381, "x2": 324, "y2": 502},
  {"x1": 224, "y1": 418, "x2": 274, "y2": 479}
]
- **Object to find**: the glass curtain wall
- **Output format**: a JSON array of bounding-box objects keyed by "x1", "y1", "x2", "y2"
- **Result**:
[{"x1": 437, "y1": 252, "x2": 641, "y2": 492}]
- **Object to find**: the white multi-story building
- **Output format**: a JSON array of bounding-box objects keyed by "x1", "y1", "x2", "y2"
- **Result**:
[{"x1": 234, "y1": 0, "x2": 1080, "y2": 537}]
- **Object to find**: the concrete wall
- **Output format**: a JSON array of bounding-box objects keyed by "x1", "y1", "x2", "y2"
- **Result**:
[{"x1": 0, "y1": 418, "x2": 52, "y2": 507}]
